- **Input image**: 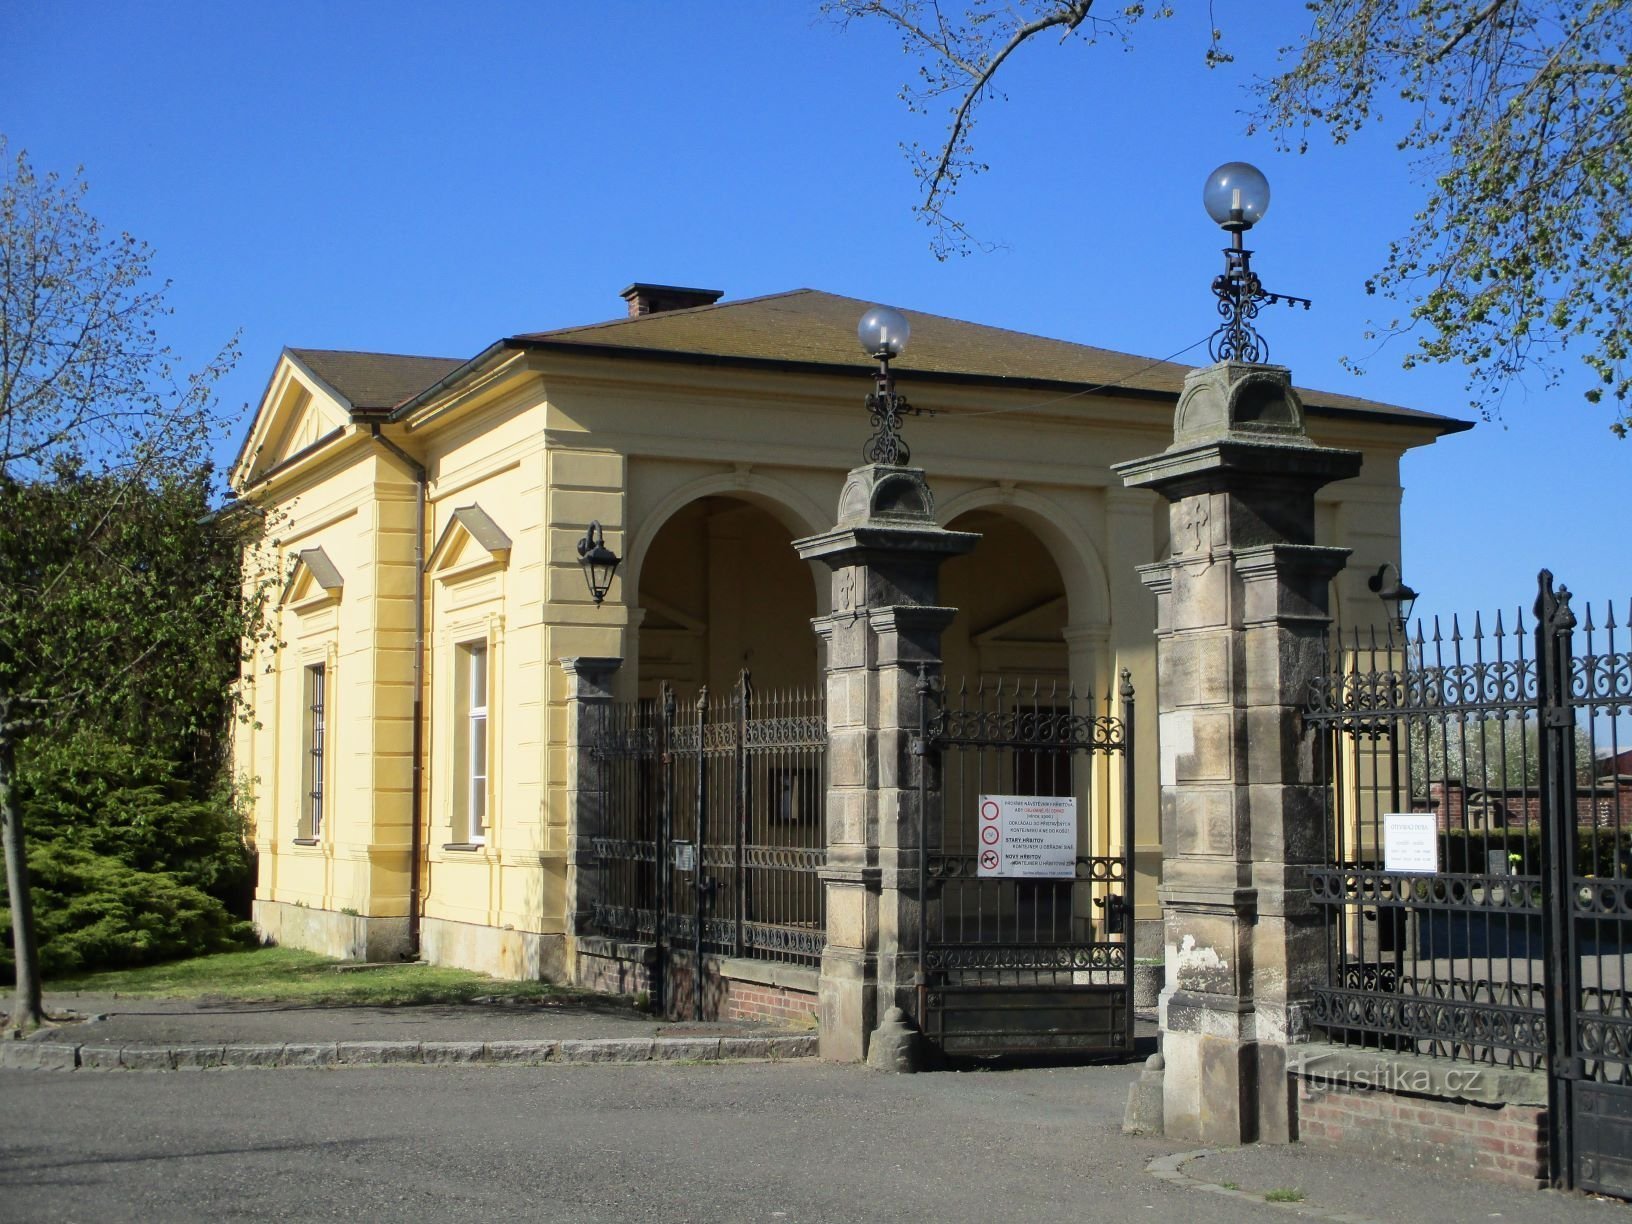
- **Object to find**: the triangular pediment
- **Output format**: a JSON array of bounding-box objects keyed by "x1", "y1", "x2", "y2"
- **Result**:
[
  {"x1": 281, "y1": 547, "x2": 344, "y2": 609},
  {"x1": 429, "y1": 505, "x2": 512, "y2": 580},
  {"x1": 231, "y1": 353, "x2": 354, "y2": 489}
]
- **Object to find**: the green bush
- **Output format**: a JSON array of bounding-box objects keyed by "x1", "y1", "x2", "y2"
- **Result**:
[
  {"x1": 0, "y1": 731, "x2": 255, "y2": 983},
  {"x1": 0, "y1": 843, "x2": 253, "y2": 979}
]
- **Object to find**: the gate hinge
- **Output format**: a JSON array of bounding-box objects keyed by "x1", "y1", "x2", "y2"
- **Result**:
[
  {"x1": 1543, "y1": 706, "x2": 1576, "y2": 729},
  {"x1": 910, "y1": 736, "x2": 926, "y2": 756}
]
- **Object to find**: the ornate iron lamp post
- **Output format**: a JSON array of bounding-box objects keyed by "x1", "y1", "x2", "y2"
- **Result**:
[
  {"x1": 857, "y1": 305, "x2": 925, "y2": 465},
  {"x1": 576, "y1": 520, "x2": 621, "y2": 606},
  {"x1": 1203, "y1": 161, "x2": 1312, "y2": 363}
]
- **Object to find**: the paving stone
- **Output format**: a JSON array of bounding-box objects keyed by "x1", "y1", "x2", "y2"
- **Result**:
[
  {"x1": 418, "y1": 1041, "x2": 485, "y2": 1065},
  {"x1": 481, "y1": 1040, "x2": 560, "y2": 1064},
  {"x1": 221, "y1": 1044, "x2": 288, "y2": 1069},
  {"x1": 118, "y1": 1046, "x2": 177, "y2": 1071},
  {"x1": 654, "y1": 1037, "x2": 722, "y2": 1061},
  {"x1": 77, "y1": 1044, "x2": 125, "y2": 1070},
  {"x1": 169, "y1": 1046, "x2": 229, "y2": 1070},
  {"x1": 278, "y1": 1042, "x2": 339, "y2": 1068},
  {"x1": 554, "y1": 1038, "x2": 654, "y2": 1064},
  {"x1": 336, "y1": 1041, "x2": 422, "y2": 1065},
  {"x1": 716, "y1": 1037, "x2": 772, "y2": 1060},
  {"x1": 766, "y1": 1035, "x2": 818, "y2": 1059},
  {"x1": 0, "y1": 1042, "x2": 80, "y2": 1071}
]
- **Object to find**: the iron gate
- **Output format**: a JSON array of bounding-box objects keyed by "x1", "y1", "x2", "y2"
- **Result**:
[
  {"x1": 914, "y1": 670, "x2": 1136, "y2": 1057},
  {"x1": 587, "y1": 672, "x2": 827, "y2": 1019},
  {"x1": 1305, "y1": 570, "x2": 1632, "y2": 1196}
]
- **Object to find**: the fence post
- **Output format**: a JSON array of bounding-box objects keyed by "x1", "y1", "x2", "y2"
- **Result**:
[
  {"x1": 795, "y1": 464, "x2": 978, "y2": 1064},
  {"x1": 561, "y1": 655, "x2": 622, "y2": 983},
  {"x1": 1536, "y1": 570, "x2": 1579, "y2": 1187},
  {"x1": 1114, "y1": 362, "x2": 1359, "y2": 1144}
]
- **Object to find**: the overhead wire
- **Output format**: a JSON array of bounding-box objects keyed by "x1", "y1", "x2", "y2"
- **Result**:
[{"x1": 935, "y1": 334, "x2": 1213, "y2": 421}]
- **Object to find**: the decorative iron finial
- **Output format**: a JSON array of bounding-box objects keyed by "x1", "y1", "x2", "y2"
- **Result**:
[
  {"x1": 857, "y1": 305, "x2": 929, "y2": 465},
  {"x1": 1202, "y1": 162, "x2": 1312, "y2": 364}
]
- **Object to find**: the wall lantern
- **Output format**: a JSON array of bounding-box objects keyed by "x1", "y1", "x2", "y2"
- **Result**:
[
  {"x1": 1202, "y1": 160, "x2": 1311, "y2": 364},
  {"x1": 1368, "y1": 562, "x2": 1420, "y2": 635},
  {"x1": 576, "y1": 520, "x2": 621, "y2": 606},
  {"x1": 856, "y1": 304, "x2": 925, "y2": 466}
]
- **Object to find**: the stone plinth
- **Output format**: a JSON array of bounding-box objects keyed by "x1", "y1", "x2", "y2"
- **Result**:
[
  {"x1": 1114, "y1": 362, "x2": 1360, "y2": 1143},
  {"x1": 795, "y1": 464, "x2": 978, "y2": 1063}
]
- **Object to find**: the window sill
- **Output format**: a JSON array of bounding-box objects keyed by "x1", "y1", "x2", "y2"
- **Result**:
[
  {"x1": 292, "y1": 837, "x2": 320, "y2": 847},
  {"x1": 441, "y1": 842, "x2": 487, "y2": 853}
]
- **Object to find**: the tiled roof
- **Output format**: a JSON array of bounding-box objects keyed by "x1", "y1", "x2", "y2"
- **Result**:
[
  {"x1": 513, "y1": 288, "x2": 1465, "y2": 429},
  {"x1": 288, "y1": 348, "x2": 466, "y2": 411}
]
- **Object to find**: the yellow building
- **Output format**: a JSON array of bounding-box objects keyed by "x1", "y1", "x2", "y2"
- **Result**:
[{"x1": 229, "y1": 283, "x2": 1466, "y2": 987}]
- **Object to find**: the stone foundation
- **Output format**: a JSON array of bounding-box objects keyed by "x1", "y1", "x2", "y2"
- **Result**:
[
  {"x1": 418, "y1": 915, "x2": 566, "y2": 981},
  {"x1": 1291, "y1": 1043, "x2": 1548, "y2": 1189},
  {"x1": 253, "y1": 899, "x2": 409, "y2": 963}
]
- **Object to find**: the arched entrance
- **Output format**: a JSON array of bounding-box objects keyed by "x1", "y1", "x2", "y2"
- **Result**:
[
  {"x1": 941, "y1": 508, "x2": 1070, "y2": 685},
  {"x1": 633, "y1": 495, "x2": 821, "y2": 698}
]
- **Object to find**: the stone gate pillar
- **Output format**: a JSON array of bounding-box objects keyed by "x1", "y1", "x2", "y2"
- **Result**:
[
  {"x1": 795, "y1": 465, "x2": 978, "y2": 1063},
  {"x1": 1114, "y1": 363, "x2": 1359, "y2": 1143}
]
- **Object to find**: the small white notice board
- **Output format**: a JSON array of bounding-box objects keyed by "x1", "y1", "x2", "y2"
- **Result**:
[
  {"x1": 1382, "y1": 813, "x2": 1438, "y2": 874},
  {"x1": 976, "y1": 795, "x2": 1077, "y2": 879}
]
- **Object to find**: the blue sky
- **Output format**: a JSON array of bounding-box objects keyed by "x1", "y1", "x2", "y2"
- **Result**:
[{"x1": 5, "y1": 1, "x2": 1626, "y2": 628}]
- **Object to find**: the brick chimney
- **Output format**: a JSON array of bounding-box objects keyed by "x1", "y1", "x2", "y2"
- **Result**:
[{"x1": 619, "y1": 283, "x2": 725, "y2": 317}]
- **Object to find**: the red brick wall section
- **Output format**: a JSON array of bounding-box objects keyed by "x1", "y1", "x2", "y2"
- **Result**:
[
  {"x1": 1298, "y1": 1081, "x2": 1547, "y2": 1190},
  {"x1": 575, "y1": 951, "x2": 651, "y2": 999},
  {"x1": 725, "y1": 979, "x2": 819, "y2": 1025}
]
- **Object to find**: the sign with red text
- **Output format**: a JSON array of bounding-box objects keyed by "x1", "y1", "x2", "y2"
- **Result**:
[{"x1": 976, "y1": 795, "x2": 1077, "y2": 879}]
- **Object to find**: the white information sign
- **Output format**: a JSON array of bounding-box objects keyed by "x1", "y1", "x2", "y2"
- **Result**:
[
  {"x1": 1382, "y1": 813, "x2": 1439, "y2": 874},
  {"x1": 976, "y1": 795, "x2": 1077, "y2": 879}
]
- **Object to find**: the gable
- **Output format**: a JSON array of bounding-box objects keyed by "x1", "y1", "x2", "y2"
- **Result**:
[
  {"x1": 429, "y1": 505, "x2": 513, "y2": 580},
  {"x1": 281, "y1": 546, "x2": 345, "y2": 610},
  {"x1": 232, "y1": 355, "x2": 356, "y2": 489}
]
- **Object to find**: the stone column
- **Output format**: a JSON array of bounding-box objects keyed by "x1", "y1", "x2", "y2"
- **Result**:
[
  {"x1": 560, "y1": 656, "x2": 622, "y2": 944},
  {"x1": 795, "y1": 465, "x2": 978, "y2": 1063},
  {"x1": 1113, "y1": 363, "x2": 1359, "y2": 1144}
]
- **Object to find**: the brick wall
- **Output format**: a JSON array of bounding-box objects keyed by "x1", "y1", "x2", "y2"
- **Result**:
[
  {"x1": 575, "y1": 949, "x2": 652, "y2": 998},
  {"x1": 1298, "y1": 1081, "x2": 1547, "y2": 1190},
  {"x1": 725, "y1": 979, "x2": 819, "y2": 1025},
  {"x1": 573, "y1": 941, "x2": 818, "y2": 1026}
]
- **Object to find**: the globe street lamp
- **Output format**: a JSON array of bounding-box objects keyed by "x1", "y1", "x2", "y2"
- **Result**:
[
  {"x1": 1202, "y1": 161, "x2": 1312, "y2": 364},
  {"x1": 857, "y1": 305, "x2": 925, "y2": 466}
]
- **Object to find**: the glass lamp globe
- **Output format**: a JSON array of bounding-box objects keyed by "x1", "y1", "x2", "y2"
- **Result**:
[
  {"x1": 858, "y1": 305, "x2": 911, "y2": 359},
  {"x1": 1203, "y1": 162, "x2": 1271, "y2": 230}
]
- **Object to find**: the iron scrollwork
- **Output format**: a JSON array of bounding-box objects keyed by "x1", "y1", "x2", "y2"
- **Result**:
[{"x1": 1208, "y1": 243, "x2": 1311, "y2": 364}]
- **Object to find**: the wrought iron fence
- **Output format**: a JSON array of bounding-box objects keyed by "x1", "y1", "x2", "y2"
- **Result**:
[
  {"x1": 587, "y1": 672, "x2": 827, "y2": 968},
  {"x1": 1305, "y1": 579, "x2": 1632, "y2": 1074}
]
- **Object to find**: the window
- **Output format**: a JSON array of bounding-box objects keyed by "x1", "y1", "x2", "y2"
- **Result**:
[
  {"x1": 456, "y1": 642, "x2": 490, "y2": 844},
  {"x1": 301, "y1": 663, "x2": 326, "y2": 838}
]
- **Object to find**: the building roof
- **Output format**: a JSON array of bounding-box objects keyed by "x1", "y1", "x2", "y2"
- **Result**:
[
  {"x1": 287, "y1": 347, "x2": 466, "y2": 412},
  {"x1": 508, "y1": 288, "x2": 1469, "y2": 432}
]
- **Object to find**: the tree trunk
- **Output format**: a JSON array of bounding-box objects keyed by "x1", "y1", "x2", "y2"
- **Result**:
[{"x1": 1, "y1": 725, "x2": 46, "y2": 1032}]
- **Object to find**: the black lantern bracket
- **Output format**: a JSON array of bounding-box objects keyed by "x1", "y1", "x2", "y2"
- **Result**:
[
  {"x1": 864, "y1": 356, "x2": 932, "y2": 467},
  {"x1": 577, "y1": 520, "x2": 621, "y2": 606}
]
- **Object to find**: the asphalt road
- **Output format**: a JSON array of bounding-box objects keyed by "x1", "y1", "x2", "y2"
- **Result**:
[{"x1": 1, "y1": 1061, "x2": 1623, "y2": 1223}]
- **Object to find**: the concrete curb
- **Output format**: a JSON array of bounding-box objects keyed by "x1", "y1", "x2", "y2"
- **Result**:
[
  {"x1": 1145, "y1": 1149, "x2": 1386, "y2": 1224},
  {"x1": 0, "y1": 1033, "x2": 817, "y2": 1073}
]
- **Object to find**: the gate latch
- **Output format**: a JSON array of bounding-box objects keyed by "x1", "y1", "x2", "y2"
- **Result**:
[{"x1": 1543, "y1": 705, "x2": 1576, "y2": 729}]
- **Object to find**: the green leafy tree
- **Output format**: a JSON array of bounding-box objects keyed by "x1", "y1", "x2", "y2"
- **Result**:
[
  {"x1": 828, "y1": 2, "x2": 1632, "y2": 432},
  {"x1": 0, "y1": 138, "x2": 258, "y2": 1030}
]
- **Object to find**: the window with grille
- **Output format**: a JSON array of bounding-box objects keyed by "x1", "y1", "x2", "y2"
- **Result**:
[
  {"x1": 456, "y1": 642, "x2": 489, "y2": 844},
  {"x1": 301, "y1": 663, "x2": 326, "y2": 838}
]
